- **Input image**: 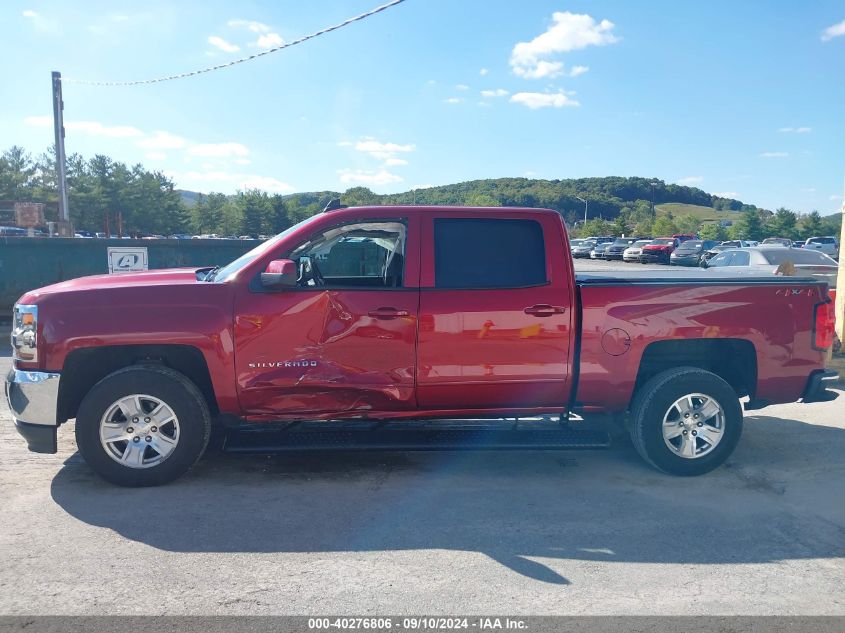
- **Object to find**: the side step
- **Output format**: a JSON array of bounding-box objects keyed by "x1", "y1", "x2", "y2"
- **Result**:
[{"x1": 223, "y1": 427, "x2": 612, "y2": 453}]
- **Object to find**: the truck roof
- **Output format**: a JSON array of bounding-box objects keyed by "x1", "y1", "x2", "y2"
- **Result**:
[{"x1": 325, "y1": 205, "x2": 561, "y2": 217}]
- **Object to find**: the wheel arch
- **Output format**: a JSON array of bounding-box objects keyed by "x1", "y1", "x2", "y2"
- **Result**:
[
  {"x1": 58, "y1": 344, "x2": 218, "y2": 423},
  {"x1": 632, "y1": 338, "x2": 757, "y2": 408}
]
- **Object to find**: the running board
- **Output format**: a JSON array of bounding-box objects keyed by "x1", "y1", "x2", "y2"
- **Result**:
[{"x1": 223, "y1": 428, "x2": 612, "y2": 453}]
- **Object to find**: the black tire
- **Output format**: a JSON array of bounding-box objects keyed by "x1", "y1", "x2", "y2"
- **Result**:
[
  {"x1": 629, "y1": 367, "x2": 742, "y2": 476},
  {"x1": 75, "y1": 365, "x2": 211, "y2": 486}
]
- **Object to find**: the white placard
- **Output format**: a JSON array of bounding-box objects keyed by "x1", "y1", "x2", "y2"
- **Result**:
[{"x1": 107, "y1": 247, "x2": 149, "y2": 274}]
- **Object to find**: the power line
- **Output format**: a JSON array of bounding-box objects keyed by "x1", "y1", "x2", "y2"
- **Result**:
[{"x1": 62, "y1": 0, "x2": 408, "y2": 87}]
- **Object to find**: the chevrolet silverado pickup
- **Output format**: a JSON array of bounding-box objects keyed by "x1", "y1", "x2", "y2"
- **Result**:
[{"x1": 6, "y1": 205, "x2": 839, "y2": 486}]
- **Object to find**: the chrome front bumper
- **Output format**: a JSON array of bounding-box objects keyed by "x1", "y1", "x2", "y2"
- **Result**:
[{"x1": 4, "y1": 369, "x2": 61, "y2": 453}]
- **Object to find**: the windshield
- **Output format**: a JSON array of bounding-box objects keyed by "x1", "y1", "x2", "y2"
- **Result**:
[
  {"x1": 212, "y1": 215, "x2": 323, "y2": 282},
  {"x1": 612, "y1": 238, "x2": 635, "y2": 246},
  {"x1": 677, "y1": 240, "x2": 702, "y2": 250},
  {"x1": 651, "y1": 239, "x2": 674, "y2": 245}
]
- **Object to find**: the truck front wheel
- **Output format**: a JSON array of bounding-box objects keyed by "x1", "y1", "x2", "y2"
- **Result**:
[
  {"x1": 629, "y1": 367, "x2": 742, "y2": 476},
  {"x1": 75, "y1": 365, "x2": 211, "y2": 486}
]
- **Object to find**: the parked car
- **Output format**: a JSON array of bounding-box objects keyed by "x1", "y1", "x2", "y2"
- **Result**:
[
  {"x1": 803, "y1": 236, "x2": 839, "y2": 259},
  {"x1": 0, "y1": 226, "x2": 28, "y2": 237},
  {"x1": 6, "y1": 206, "x2": 838, "y2": 486},
  {"x1": 640, "y1": 237, "x2": 678, "y2": 264},
  {"x1": 605, "y1": 237, "x2": 646, "y2": 261},
  {"x1": 669, "y1": 240, "x2": 719, "y2": 267},
  {"x1": 792, "y1": 241, "x2": 803, "y2": 248},
  {"x1": 701, "y1": 246, "x2": 838, "y2": 288},
  {"x1": 762, "y1": 237, "x2": 792, "y2": 247},
  {"x1": 673, "y1": 234, "x2": 697, "y2": 244},
  {"x1": 720, "y1": 240, "x2": 749, "y2": 248},
  {"x1": 700, "y1": 244, "x2": 735, "y2": 265},
  {"x1": 623, "y1": 239, "x2": 653, "y2": 262},
  {"x1": 571, "y1": 240, "x2": 596, "y2": 259},
  {"x1": 590, "y1": 242, "x2": 612, "y2": 259}
]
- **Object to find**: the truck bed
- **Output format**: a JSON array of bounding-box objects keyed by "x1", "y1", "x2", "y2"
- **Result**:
[{"x1": 575, "y1": 270, "x2": 821, "y2": 285}]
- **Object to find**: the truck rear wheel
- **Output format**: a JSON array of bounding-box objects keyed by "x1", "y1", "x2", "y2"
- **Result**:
[
  {"x1": 75, "y1": 365, "x2": 211, "y2": 486},
  {"x1": 629, "y1": 367, "x2": 742, "y2": 476}
]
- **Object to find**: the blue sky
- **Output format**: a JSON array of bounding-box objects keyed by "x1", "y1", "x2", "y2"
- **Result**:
[{"x1": 2, "y1": 0, "x2": 844, "y2": 214}]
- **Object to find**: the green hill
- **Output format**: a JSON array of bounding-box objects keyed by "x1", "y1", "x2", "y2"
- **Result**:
[{"x1": 656, "y1": 203, "x2": 743, "y2": 223}]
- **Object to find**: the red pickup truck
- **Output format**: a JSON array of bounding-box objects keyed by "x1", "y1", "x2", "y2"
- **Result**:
[{"x1": 6, "y1": 205, "x2": 839, "y2": 486}]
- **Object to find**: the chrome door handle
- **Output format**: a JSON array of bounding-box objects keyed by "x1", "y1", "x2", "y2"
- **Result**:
[
  {"x1": 368, "y1": 308, "x2": 410, "y2": 319},
  {"x1": 524, "y1": 304, "x2": 566, "y2": 317}
]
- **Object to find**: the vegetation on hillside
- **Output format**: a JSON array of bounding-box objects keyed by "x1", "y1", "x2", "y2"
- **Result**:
[{"x1": 0, "y1": 145, "x2": 840, "y2": 241}]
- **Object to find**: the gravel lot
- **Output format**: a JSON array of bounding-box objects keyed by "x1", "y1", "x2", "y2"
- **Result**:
[{"x1": 1, "y1": 259, "x2": 843, "y2": 615}]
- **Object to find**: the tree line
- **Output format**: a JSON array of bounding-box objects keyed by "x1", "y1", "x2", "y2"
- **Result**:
[{"x1": 0, "y1": 145, "x2": 840, "y2": 241}]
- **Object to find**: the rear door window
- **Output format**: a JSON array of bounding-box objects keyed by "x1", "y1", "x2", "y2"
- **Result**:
[
  {"x1": 729, "y1": 252, "x2": 750, "y2": 266},
  {"x1": 434, "y1": 218, "x2": 546, "y2": 289}
]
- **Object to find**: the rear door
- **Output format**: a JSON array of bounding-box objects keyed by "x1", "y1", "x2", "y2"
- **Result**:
[{"x1": 416, "y1": 212, "x2": 573, "y2": 410}]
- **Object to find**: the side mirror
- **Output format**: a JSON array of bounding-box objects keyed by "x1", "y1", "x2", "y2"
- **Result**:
[{"x1": 261, "y1": 259, "x2": 297, "y2": 288}]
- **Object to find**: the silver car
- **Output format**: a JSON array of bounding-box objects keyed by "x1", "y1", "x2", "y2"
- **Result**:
[
  {"x1": 571, "y1": 240, "x2": 596, "y2": 258},
  {"x1": 623, "y1": 239, "x2": 653, "y2": 262},
  {"x1": 803, "y1": 236, "x2": 839, "y2": 260},
  {"x1": 702, "y1": 246, "x2": 838, "y2": 288}
]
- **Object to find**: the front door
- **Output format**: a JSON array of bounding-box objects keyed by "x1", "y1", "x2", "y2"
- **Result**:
[
  {"x1": 234, "y1": 217, "x2": 420, "y2": 418},
  {"x1": 416, "y1": 213, "x2": 573, "y2": 411}
]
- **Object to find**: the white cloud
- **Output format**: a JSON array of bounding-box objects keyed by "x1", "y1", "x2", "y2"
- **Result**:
[
  {"x1": 829, "y1": 194, "x2": 844, "y2": 201},
  {"x1": 352, "y1": 139, "x2": 415, "y2": 160},
  {"x1": 383, "y1": 157, "x2": 408, "y2": 166},
  {"x1": 22, "y1": 9, "x2": 55, "y2": 32},
  {"x1": 676, "y1": 176, "x2": 704, "y2": 185},
  {"x1": 61, "y1": 120, "x2": 144, "y2": 138},
  {"x1": 455, "y1": 84, "x2": 469, "y2": 91},
  {"x1": 479, "y1": 68, "x2": 489, "y2": 76},
  {"x1": 480, "y1": 88, "x2": 509, "y2": 98},
  {"x1": 338, "y1": 169, "x2": 403, "y2": 186},
  {"x1": 712, "y1": 191, "x2": 739, "y2": 198},
  {"x1": 228, "y1": 19, "x2": 271, "y2": 33},
  {"x1": 208, "y1": 35, "x2": 239, "y2": 53},
  {"x1": 516, "y1": 60, "x2": 564, "y2": 79},
  {"x1": 145, "y1": 151, "x2": 167, "y2": 161},
  {"x1": 511, "y1": 12, "x2": 618, "y2": 79},
  {"x1": 23, "y1": 115, "x2": 51, "y2": 127},
  {"x1": 510, "y1": 90, "x2": 580, "y2": 109},
  {"x1": 821, "y1": 19, "x2": 845, "y2": 42},
  {"x1": 569, "y1": 65, "x2": 589, "y2": 77},
  {"x1": 235, "y1": 158, "x2": 251, "y2": 165},
  {"x1": 188, "y1": 142, "x2": 250, "y2": 158},
  {"x1": 778, "y1": 126, "x2": 811, "y2": 133},
  {"x1": 253, "y1": 32, "x2": 284, "y2": 48},
  {"x1": 759, "y1": 151, "x2": 789, "y2": 158},
  {"x1": 444, "y1": 97, "x2": 464, "y2": 104},
  {"x1": 137, "y1": 131, "x2": 187, "y2": 150},
  {"x1": 167, "y1": 169, "x2": 294, "y2": 193}
]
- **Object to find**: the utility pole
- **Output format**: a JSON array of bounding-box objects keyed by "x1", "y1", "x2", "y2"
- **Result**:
[
  {"x1": 650, "y1": 180, "x2": 659, "y2": 217},
  {"x1": 836, "y1": 195, "x2": 845, "y2": 350},
  {"x1": 51, "y1": 71, "x2": 72, "y2": 236},
  {"x1": 575, "y1": 196, "x2": 588, "y2": 224}
]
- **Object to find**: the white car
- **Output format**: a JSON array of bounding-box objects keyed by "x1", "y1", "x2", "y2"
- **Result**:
[
  {"x1": 803, "y1": 236, "x2": 839, "y2": 259},
  {"x1": 702, "y1": 246, "x2": 838, "y2": 288},
  {"x1": 623, "y1": 239, "x2": 653, "y2": 262}
]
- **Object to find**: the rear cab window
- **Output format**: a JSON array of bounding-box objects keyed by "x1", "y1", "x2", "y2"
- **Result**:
[{"x1": 433, "y1": 218, "x2": 546, "y2": 288}]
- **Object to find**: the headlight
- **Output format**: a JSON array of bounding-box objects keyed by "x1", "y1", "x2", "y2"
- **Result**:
[{"x1": 11, "y1": 304, "x2": 38, "y2": 363}]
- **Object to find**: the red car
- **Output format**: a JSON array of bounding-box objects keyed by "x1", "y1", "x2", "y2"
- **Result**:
[
  {"x1": 7, "y1": 206, "x2": 838, "y2": 486},
  {"x1": 640, "y1": 237, "x2": 679, "y2": 263}
]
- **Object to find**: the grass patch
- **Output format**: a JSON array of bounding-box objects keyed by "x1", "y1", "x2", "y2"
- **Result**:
[{"x1": 656, "y1": 203, "x2": 742, "y2": 222}]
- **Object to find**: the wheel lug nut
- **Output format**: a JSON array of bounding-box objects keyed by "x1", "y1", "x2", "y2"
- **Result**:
[
  {"x1": 144, "y1": 417, "x2": 150, "y2": 423},
  {"x1": 684, "y1": 413, "x2": 689, "y2": 418},
  {"x1": 132, "y1": 436, "x2": 140, "y2": 443},
  {"x1": 150, "y1": 426, "x2": 157, "y2": 433},
  {"x1": 126, "y1": 427, "x2": 134, "y2": 434},
  {"x1": 692, "y1": 431, "x2": 697, "y2": 436},
  {"x1": 694, "y1": 414, "x2": 699, "y2": 419},
  {"x1": 145, "y1": 436, "x2": 152, "y2": 442},
  {"x1": 133, "y1": 417, "x2": 139, "y2": 423},
  {"x1": 697, "y1": 422, "x2": 703, "y2": 427},
  {"x1": 683, "y1": 430, "x2": 688, "y2": 435}
]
